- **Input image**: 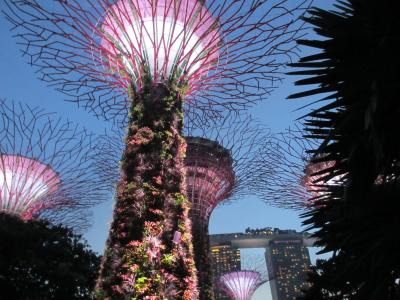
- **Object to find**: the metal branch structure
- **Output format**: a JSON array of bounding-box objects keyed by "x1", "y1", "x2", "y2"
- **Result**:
[
  {"x1": 95, "y1": 113, "x2": 271, "y2": 298},
  {"x1": 255, "y1": 126, "x2": 316, "y2": 210},
  {"x1": 219, "y1": 271, "x2": 262, "y2": 300},
  {"x1": 2, "y1": 0, "x2": 311, "y2": 298},
  {"x1": 0, "y1": 99, "x2": 106, "y2": 231},
  {"x1": 2, "y1": 0, "x2": 311, "y2": 123},
  {"x1": 256, "y1": 125, "x2": 344, "y2": 210}
]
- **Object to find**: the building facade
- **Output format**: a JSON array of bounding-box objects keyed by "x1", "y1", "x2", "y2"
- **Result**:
[
  {"x1": 265, "y1": 239, "x2": 311, "y2": 300},
  {"x1": 210, "y1": 244, "x2": 241, "y2": 300},
  {"x1": 209, "y1": 228, "x2": 314, "y2": 300}
]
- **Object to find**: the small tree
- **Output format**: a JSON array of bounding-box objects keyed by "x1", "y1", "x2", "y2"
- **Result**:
[{"x1": 0, "y1": 213, "x2": 101, "y2": 300}]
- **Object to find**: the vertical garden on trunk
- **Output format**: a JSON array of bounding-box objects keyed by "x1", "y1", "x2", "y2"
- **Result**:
[{"x1": 97, "y1": 81, "x2": 198, "y2": 298}]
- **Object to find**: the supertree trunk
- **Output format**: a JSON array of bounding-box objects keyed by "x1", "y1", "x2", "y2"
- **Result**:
[
  {"x1": 190, "y1": 216, "x2": 214, "y2": 300},
  {"x1": 96, "y1": 82, "x2": 197, "y2": 299}
]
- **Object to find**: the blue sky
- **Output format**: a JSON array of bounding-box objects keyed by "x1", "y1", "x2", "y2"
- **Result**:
[{"x1": 0, "y1": 1, "x2": 335, "y2": 298}]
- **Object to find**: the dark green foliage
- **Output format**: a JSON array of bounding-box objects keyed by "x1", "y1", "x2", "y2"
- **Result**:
[
  {"x1": 288, "y1": 0, "x2": 400, "y2": 298},
  {"x1": 0, "y1": 213, "x2": 101, "y2": 300},
  {"x1": 299, "y1": 184, "x2": 400, "y2": 299},
  {"x1": 301, "y1": 257, "x2": 400, "y2": 300}
]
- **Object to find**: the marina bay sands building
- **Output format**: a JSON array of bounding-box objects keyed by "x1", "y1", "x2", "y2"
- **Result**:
[
  {"x1": 266, "y1": 238, "x2": 311, "y2": 300},
  {"x1": 210, "y1": 228, "x2": 314, "y2": 300},
  {"x1": 210, "y1": 245, "x2": 241, "y2": 299}
]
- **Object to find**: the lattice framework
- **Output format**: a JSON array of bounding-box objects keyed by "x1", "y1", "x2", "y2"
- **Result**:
[
  {"x1": 256, "y1": 125, "x2": 346, "y2": 209},
  {"x1": 3, "y1": 0, "x2": 312, "y2": 123},
  {"x1": 0, "y1": 99, "x2": 106, "y2": 230}
]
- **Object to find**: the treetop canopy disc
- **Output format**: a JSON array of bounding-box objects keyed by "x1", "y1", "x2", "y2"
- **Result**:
[
  {"x1": 220, "y1": 270, "x2": 262, "y2": 300},
  {"x1": 185, "y1": 136, "x2": 235, "y2": 222},
  {"x1": 0, "y1": 99, "x2": 107, "y2": 231},
  {"x1": 99, "y1": 0, "x2": 221, "y2": 89},
  {"x1": 0, "y1": 155, "x2": 61, "y2": 220}
]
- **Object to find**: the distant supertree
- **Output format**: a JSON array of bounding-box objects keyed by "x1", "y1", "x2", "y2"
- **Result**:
[
  {"x1": 219, "y1": 271, "x2": 262, "y2": 300},
  {"x1": 218, "y1": 254, "x2": 271, "y2": 300},
  {"x1": 256, "y1": 125, "x2": 344, "y2": 210},
  {"x1": 0, "y1": 99, "x2": 105, "y2": 231},
  {"x1": 2, "y1": 0, "x2": 311, "y2": 298},
  {"x1": 185, "y1": 115, "x2": 271, "y2": 298},
  {"x1": 95, "y1": 113, "x2": 270, "y2": 298}
]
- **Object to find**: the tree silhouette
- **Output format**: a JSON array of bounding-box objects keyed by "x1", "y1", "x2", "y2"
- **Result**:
[
  {"x1": 0, "y1": 213, "x2": 101, "y2": 300},
  {"x1": 288, "y1": 0, "x2": 400, "y2": 298}
]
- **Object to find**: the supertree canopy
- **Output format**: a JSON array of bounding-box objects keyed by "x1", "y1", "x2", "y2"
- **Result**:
[
  {"x1": 185, "y1": 136, "x2": 235, "y2": 228},
  {"x1": 0, "y1": 99, "x2": 105, "y2": 231},
  {"x1": 98, "y1": 0, "x2": 220, "y2": 92},
  {"x1": 0, "y1": 155, "x2": 60, "y2": 220},
  {"x1": 256, "y1": 125, "x2": 344, "y2": 210},
  {"x1": 302, "y1": 159, "x2": 344, "y2": 197},
  {"x1": 94, "y1": 113, "x2": 270, "y2": 298},
  {"x1": 2, "y1": 0, "x2": 312, "y2": 122},
  {"x1": 219, "y1": 271, "x2": 262, "y2": 300},
  {"x1": 2, "y1": 1, "x2": 311, "y2": 298}
]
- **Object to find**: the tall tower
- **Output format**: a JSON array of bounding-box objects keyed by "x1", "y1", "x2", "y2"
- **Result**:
[
  {"x1": 93, "y1": 113, "x2": 270, "y2": 298},
  {"x1": 265, "y1": 239, "x2": 311, "y2": 300}
]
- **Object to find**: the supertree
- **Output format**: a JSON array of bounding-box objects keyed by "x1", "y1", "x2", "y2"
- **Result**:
[
  {"x1": 219, "y1": 271, "x2": 262, "y2": 300},
  {"x1": 94, "y1": 113, "x2": 270, "y2": 298},
  {"x1": 2, "y1": 0, "x2": 312, "y2": 298},
  {"x1": 255, "y1": 125, "x2": 344, "y2": 210},
  {"x1": 0, "y1": 99, "x2": 106, "y2": 231},
  {"x1": 218, "y1": 254, "x2": 271, "y2": 300}
]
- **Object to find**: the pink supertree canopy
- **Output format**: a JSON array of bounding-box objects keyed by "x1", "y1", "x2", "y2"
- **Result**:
[
  {"x1": 219, "y1": 270, "x2": 262, "y2": 300},
  {"x1": 3, "y1": 0, "x2": 312, "y2": 121},
  {"x1": 302, "y1": 160, "x2": 344, "y2": 197},
  {"x1": 0, "y1": 155, "x2": 60, "y2": 220},
  {"x1": 98, "y1": 0, "x2": 221, "y2": 90},
  {"x1": 185, "y1": 137, "x2": 235, "y2": 223},
  {"x1": 0, "y1": 99, "x2": 107, "y2": 230},
  {"x1": 256, "y1": 125, "x2": 346, "y2": 209}
]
